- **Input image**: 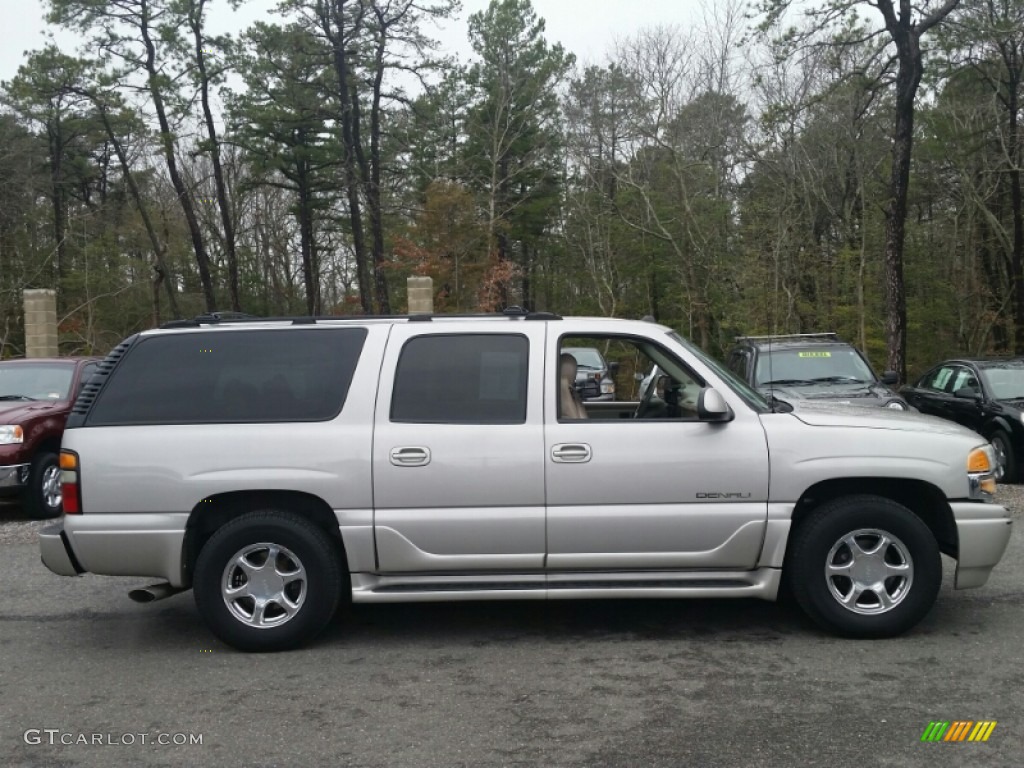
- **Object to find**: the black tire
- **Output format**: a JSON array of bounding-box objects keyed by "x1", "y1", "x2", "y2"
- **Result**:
[
  {"x1": 990, "y1": 431, "x2": 1017, "y2": 483},
  {"x1": 21, "y1": 451, "x2": 62, "y2": 520},
  {"x1": 194, "y1": 511, "x2": 344, "y2": 652},
  {"x1": 786, "y1": 495, "x2": 941, "y2": 638}
]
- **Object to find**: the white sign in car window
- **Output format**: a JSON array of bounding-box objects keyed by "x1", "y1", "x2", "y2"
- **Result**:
[{"x1": 479, "y1": 351, "x2": 524, "y2": 401}]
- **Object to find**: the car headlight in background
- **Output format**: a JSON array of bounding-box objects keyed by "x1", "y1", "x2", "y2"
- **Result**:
[
  {"x1": 0, "y1": 425, "x2": 24, "y2": 445},
  {"x1": 884, "y1": 400, "x2": 907, "y2": 410}
]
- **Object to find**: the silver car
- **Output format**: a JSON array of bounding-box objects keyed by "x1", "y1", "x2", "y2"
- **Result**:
[{"x1": 40, "y1": 312, "x2": 1012, "y2": 651}]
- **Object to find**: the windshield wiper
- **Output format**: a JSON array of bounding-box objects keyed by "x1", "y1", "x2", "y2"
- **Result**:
[
  {"x1": 809, "y1": 376, "x2": 867, "y2": 384},
  {"x1": 575, "y1": 364, "x2": 600, "y2": 370},
  {"x1": 761, "y1": 378, "x2": 816, "y2": 386},
  {"x1": 0, "y1": 394, "x2": 35, "y2": 401}
]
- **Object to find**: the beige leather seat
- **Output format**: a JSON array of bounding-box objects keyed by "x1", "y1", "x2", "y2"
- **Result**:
[{"x1": 560, "y1": 353, "x2": 588, "y2": 420}]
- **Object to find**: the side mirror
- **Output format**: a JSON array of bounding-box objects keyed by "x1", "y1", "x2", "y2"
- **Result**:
[
  {"x1": 954, "y1": 386, "x2": 981, "y2": 401},
  {"x1": 881, "y1": 371, "x2": 899, "y2": 386},
  {"x1": 697, "y1": 387, "x2": 734, "y2": 422},
  {"x1": 608, "y1": 361, "x2": 620, "y2": 376}
]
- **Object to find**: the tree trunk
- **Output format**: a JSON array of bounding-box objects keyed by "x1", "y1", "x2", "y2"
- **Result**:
[
  {"x1": 367, "y1": 7, "x2": 391, "y2": 314},
  {"x1": 1009, "y1": 85, "x2": 1024, "y2": 353},
  {"x1": 328, "y1": 0, "x2": 373, "y2": 314},
  {"x1": 882, "y1": 32, "x2": 922, "y2": 384},
  {"x1": 94, "y1": 103, "x2": 180, "y2": 320},
  {"x1": 139, "y1": 0, "x2": 216, "y2": 311},
  {"x1": 296, "y1": 150, "x2": 318, "y2": 316},
  {"x1": 190, "y1": 0, "x2": 241, "y2": 312},
  {"x1": 48, "y1": 117, "x2": 67, "y2": 285}
]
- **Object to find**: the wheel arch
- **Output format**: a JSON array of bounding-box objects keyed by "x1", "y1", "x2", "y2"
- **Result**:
[
  {"x1": 985, "y1": 416, "x2": 1013, "y2": 441},
  {"x1": 789, "y1": 478, "x2": 957, "y2": 559},
  {"x1": 183, "y1": 490, "x2": 346, "y2": 583}
]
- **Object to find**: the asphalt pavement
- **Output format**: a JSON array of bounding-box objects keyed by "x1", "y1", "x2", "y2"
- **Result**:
[{"x1": 0, "y1": 496, "x2": 1021, "y2": 768}]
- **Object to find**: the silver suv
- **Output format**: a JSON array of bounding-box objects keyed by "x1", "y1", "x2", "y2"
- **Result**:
[{"x1": 40, "y1": 311, "x2": 1012, "y2": 651}]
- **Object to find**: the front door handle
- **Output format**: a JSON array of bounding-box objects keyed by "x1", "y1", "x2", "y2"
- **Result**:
[
  {"x1": 390, "y1": 446, "x2": 431, "y2": 467},
  {"x1": 551, "y1": 443, "x2": 592, "y2": 463}
]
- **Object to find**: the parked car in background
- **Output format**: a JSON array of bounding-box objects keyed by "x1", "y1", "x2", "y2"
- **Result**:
[
  {"x1": 563, "y1": 346, "x2": 617, "y2": 400},
  {"x1": 902, "y1": 358, "x2": 1024, "y2": 482},
  {"x1": 0, "y1": 357, "x2": 99, "y2": 518},
  {"x1": 724, "y1": 333, "x2": 911, "y2": 411}
]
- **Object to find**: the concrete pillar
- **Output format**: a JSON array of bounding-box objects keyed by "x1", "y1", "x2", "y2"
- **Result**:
[
  {"x1": 23, "y1": 289, "x2": 59, "y2": 358},
  {"x1": 407, "y1": 276, "x2": 434, "y2": 315}
]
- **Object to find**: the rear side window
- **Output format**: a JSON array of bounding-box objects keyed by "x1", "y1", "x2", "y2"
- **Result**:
[
  {"x1": 86, "y1": 328, "x2": 367, "y2": 425},
  {"x1": 391, "y1": 334, "x2": 529, "y2": 424}
]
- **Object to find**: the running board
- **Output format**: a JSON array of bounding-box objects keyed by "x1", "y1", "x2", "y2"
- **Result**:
[{"x1": 350, "y1": 569, "x2": 781, "y2": 603}]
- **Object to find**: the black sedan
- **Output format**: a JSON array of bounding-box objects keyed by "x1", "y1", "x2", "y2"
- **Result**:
[{"x1": 902, "y1": 358, "x2": 1024, "y2": 482}]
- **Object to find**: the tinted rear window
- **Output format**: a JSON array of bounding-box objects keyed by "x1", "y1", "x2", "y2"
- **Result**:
[
  {"x1": 391, "y1": 334, "x2": 529, "y2": 424},
  {"x1": 86, "y1": 328, "x2": 367, "y2": 425}
]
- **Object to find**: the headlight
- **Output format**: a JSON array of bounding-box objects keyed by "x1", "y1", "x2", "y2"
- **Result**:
[
  {"x1": 885, "y1": 400, "x2": 907, "y2": 410},
  {"x1": 0, "y1": 425, "x2": 24, "y2": 445},
  {"x1": 967, "y1": 446, "x2": 997, "y2": 499}
]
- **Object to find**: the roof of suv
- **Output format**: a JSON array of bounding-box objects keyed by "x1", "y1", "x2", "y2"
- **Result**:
[{"x1": 735, "y1": 334, "x2": 845, "y2": 351}]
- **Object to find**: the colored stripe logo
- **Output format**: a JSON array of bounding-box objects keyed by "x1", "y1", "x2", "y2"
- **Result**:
[{"x1": 921, "y1": 721, "x2": 997, "y2": 742}]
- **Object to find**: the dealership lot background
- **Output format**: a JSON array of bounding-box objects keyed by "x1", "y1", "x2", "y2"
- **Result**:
[{"x1": 2, "y1": 491, "x2": 1021, "y2": 768}]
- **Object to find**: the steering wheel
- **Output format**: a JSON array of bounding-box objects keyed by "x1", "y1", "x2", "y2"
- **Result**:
[{"x1": 634, "y1": 374, "x2": 663, "y2": 419}]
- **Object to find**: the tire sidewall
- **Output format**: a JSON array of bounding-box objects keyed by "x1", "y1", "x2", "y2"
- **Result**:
[
  {"x1": 194, "y1": 513, "x2": 341, "y2": 652},
  {"x1": 788, "y1": 497, "x2": 941, "y2": 638},
  {"x1": 23, "y1": 452, "x2": 61, "y2": 520}
]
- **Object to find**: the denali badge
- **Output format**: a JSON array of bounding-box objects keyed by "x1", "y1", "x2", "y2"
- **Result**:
[{"x1": 696, "y1": 492, "x2": 752, "y2": 499}]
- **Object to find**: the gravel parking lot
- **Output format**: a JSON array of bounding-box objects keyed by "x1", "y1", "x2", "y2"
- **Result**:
[{"x1": 1, "y1": 492, "x2": 1021, "y2": 768}]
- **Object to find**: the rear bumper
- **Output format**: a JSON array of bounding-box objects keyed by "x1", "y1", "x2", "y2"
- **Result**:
[
  {"x1": 65, "y1": 513, "x2": 189, "y2": 587},
  {"x1": 950, "y1": 502, "x2": 1013, "y2": 589},
  {"x1": 0, "y1": 463, "x2": 29, "y2": 493},
  {"x1": 39, "y1": 521, "x2": 83, "y2": 577}
]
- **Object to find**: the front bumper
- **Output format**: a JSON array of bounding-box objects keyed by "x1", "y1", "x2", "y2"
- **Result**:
[
  {"x1": 39, "y1": 521, "x2": 83, "y2": 577},
  {"x1": 0, "y1": 463, "x2": 29, "y2": 493},
  {"x1": 951, "y1": 502, "x2": 1013, "y2": 589}
]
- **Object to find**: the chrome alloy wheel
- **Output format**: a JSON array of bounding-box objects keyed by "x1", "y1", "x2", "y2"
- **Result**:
[
  {"x1": 824, "y1": 529, "x2": 914, "y2": 615},
  {"x1": 991, "y1": 438, "x2": 1007, "y2": 481},
  {"x1": 221, "y1": 543, "x2": 307, "y2": 628},
  {"x1": 41, "y1": 464, "x2": 62, "y2": 509}
]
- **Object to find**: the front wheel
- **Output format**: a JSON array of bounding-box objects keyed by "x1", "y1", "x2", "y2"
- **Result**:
[
  {"x1": 990, "y1": 431, "x2": 1016, "y2": 483},
  {"x1": 22, "y1": 452, "x2": 62, "y2": 520},
  {"x1": 786, "y1": 495, "x2": 941, "y2": 638},
  {"x1": 194, "y1": 511, "x2": 343, "y2": 652}
]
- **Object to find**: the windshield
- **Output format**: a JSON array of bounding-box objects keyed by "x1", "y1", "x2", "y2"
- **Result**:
[
  {"x1": 564, "y1": 347, "x2": 604, "y2": 370},
  {"x1": 980, "y1": 363, "x2": 1024, "y2": 400},
  {"x1": 0, "y1": 364, "x2": 74, "y2": 401},
  {"x1": 668, "y1": 332, "x2": 770, "y2": 413},
  {"x1": 754, "y1": 347, "x2": 875, "y2": 387}
]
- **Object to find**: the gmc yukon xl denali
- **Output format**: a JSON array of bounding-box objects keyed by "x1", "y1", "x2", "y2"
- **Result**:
[{"x1": 39, "y1": 311, "x2": 1013, "y2": 651}]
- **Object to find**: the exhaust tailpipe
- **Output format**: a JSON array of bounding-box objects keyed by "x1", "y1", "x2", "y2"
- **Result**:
[{"x1": 129, "y1": 583, "x2": 187, "y2": 603}]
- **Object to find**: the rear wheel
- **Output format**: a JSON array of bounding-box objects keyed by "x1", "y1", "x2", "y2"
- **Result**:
[
  {"x1": 990, "y1": 431, "x2": 1016, "y2": 483},
  {"x1": 786, "y1": 495, "x2": 941, "y2": 638},
  {"x1": 194, "y1": 511, "x2": 343, "y2": 652},
  {"x1": 22, "y1": 452, "x2": 62, "y2": 520}
]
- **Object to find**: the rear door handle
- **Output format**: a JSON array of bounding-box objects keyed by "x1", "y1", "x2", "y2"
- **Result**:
[
  {"x1": 551, "y1": 443, "x2": 592, "y2": 463},
  {"x1": 390, "y1": 447, "x2": 431, "y2": 467}
]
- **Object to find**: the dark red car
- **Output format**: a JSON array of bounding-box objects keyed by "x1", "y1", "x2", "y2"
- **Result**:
[{"x1": 0, "y1": 357, "x2": 100, "y2": 518}]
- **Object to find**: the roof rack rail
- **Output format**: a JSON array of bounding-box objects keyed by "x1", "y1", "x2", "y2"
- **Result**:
[
  {"x1": 158, "y1": 309, "x2": 563, "y2": 330},
  {"x1": 736, "y1": 332, "x2": 839, "y2": 342}
]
